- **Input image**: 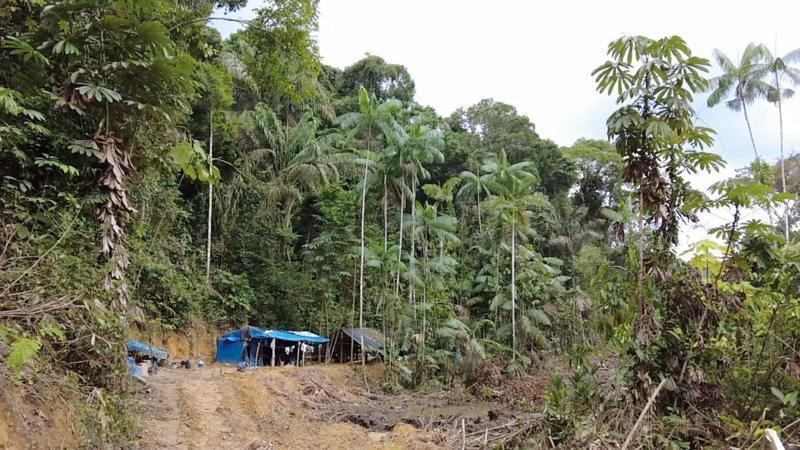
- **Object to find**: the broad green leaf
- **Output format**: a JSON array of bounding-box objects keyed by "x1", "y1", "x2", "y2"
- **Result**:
[
  {"x1": 8, "y1": 338, "x2": 41, "y2": 374},
  {"x1": 169, "y1": 142, "x2": 193, "y2": 168}
]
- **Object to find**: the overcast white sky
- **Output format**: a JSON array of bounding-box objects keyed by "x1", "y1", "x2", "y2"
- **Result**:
[{"x1": 214, "y1": 0, "x2": 800, "y2": 252}]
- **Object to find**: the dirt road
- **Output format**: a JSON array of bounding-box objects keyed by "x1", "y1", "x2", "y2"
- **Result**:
[
  {"x1": 133, "y1": 362, "x2": 546, "y2": 449},
  {"x1": 134, "y1": 364, "x2": 450, "y2": 449}
]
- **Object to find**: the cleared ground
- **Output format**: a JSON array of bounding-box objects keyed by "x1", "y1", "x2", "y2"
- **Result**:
[{"x1": 134, "y1": 364, "x2": 471, "y2": 449}]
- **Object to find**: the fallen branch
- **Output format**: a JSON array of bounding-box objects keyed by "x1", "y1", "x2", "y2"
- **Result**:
[
  {"x1": 741, "y1": 408, "x2": 768, "y2": 449},
  {"x1": 463, "y1": 413, "x2": 543, "y2": 438},
  {"x1": 461, "y1": 418, "x2": 466, "y2": 450},
  {"x1": 765, "y1": 428, "x2": 785, "y2": 450},
  {"x1": 464, "y1": 419, "x2": 518, "y2": 438},
  {"x1": 0, "y1": 296, "x2": 76, "y2": 317},
  {"x1": 620, "y1": 378, "x2": 668, "y2": 450},
  {"x1": 745, "y1": 417, "x2": 800, "y2": 450}
]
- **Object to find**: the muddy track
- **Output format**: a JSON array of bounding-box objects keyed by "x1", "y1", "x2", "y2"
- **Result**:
[
  {"x1": 134, "y1": 366, "x2": 448, "y2": 449},
  {"x1": 134, "y1": 365, "x2": 541, "y2": 449}
]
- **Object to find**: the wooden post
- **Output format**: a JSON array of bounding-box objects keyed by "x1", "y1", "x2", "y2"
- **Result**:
[
  {"x1": 296, "y1": 344, "x2": 301, "y2": 367},
  {"x1": 254, "y1": 341, "x2": 261, "y2": 367},
  {"x1": 270, "y1": 339, "x2": 275, "y2": 367},
  {"x1": 349, "y1": 332, "x2": 354, "y2": 363},
  {"x1": 326, "y1": 331, "x2": 339, "y2": 363}
]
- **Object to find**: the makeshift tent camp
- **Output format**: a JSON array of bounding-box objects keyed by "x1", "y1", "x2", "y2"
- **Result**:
[
  {"x1": 215, "y1": 326, "x2": 329, "y2": 366},
  {"x1": 290, "y1": 331, "x2": 328, "y2": 343},
  {"x1": 215, "y1": 326, "x2": 269, "y2": 364},
  {"x1": 127, "y1": 339, "x2": 169, "y2": 362},
  {"x1": 326, "y1": 328, "x2": 385, "y2": 363}
]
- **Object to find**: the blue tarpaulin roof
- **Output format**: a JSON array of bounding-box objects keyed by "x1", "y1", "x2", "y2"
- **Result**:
[
  {"x1": 289, "y1": 331, "x2": 328, "y2": 344},
  {"x1": 127, "y1": 339, "x2": 169, "y2": 360},
  {"x1": 220, "y1": 326, "x2": 271, "y2": 342},
  {"x1": 265, "y1": 330, "x2": 328, "y2": 343},
  {"x1": 215, "y1": 326, "x2": 328, "y2": 364},
  {"x1": 219, "y1": 326, "x2": 329, "y2": 344}
]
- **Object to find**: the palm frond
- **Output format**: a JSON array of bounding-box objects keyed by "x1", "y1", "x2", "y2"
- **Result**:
[
  {"x1": 336, "y1": 111, "x2": 363, "y2": 129},
  {"x1": 712, "y1": 49, "x2": 736, "y2": 74},
  {"x1": 782, "y1": 67, "x2": 800, "y2": 85}
]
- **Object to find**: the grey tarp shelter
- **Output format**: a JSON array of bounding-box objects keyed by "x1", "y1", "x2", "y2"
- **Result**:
[{"x1": 326, "y1": 327, "x2": 385, "y2": 363}]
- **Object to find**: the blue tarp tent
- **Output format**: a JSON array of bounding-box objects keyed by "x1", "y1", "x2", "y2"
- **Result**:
[
  {"x1": 127, "y1": 339, "x2": 169, "y2": 361},
  {"x1": 215, "y1": 326, "x2": 266, "y2": 364},
  {"x1": 215, "y1": 326, "x2": 329, "y2": 365}
]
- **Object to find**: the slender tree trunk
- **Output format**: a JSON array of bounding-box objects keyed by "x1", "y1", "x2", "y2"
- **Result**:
[
  {"x1": 358, "y1": 124, "x2": 372, "y2": 370},
  {"x1": 395, "y1": 177, "x2": 405, "y2": 296},
  {"x1": 495, "y1": 248, "x2": 500, "y2": 332},
  {"x1": 635, "y1": 76, "x2": 650, "y2": 342},
  {"x1": 637, "y1": 189, "x2": 644, "y2": 320},
  {"x1": 382, "y1": 271, "x2": 387, "y2": 374},
  {"x1": 421, "y1": 237, "x2": 429, "y2": 381},
  {"x1": 742, "y1": 102, "x2": 759, "y2": 160},
  {"x1": 632, "y1": 188, "x2": 657, "y2": 347},
  {"x1": 351, "y1": 261, "x2": 356, "y2": 362},
  {"x1": 776, "y1": 73, "x2": 790, "y2": 241},
  {"x1": 476, "y1": 191, "x2": 482, "y2": 234},
  {"x1": 383, "y1": 174, "x2": 388, "y2": 251},
  {"x1": 409, "y1": 172, "x2": 418, "y2": 323},
  {"x1": 206, "y1": 107, "x2": 214, "y2": 283},
  {"x1": 511, "y1": 223, "x2": 517, "y2": 361},
  {"x1": 381, "y1": 174, "x2": 389, "y2": 371}
]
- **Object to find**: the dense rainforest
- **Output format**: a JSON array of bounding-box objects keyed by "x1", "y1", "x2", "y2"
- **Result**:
[{"x1": 1, "y1": 0, "x2": 800, "y2": 448}]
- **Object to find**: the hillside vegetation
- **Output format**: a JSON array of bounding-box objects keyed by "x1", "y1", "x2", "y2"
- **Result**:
[{"x1": 1, "y1": 1, "x2": 800, "y2": 447}]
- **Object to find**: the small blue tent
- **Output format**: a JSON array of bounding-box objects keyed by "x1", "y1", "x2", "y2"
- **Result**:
[
  {"x1": 127, "y1": 339, "x2": 169, "y2": 361},
  {"x1": 215, "y1": 326, "x2": 329, "y2": 365},
  {"x1": 215, "y1": 326, "x2": 268, "y2": 364}
]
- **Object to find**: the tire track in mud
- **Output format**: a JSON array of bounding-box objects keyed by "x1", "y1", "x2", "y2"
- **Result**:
[
  {"x1": 136, "y1": 371, "x2": 187, "y2": 449},
  {"x1": 177, "y1": 374, "x2": 231, "y2": 448},
  {"x1": 135, "y1": 366, "x2": 454, "y2": 449},
  {"x1": 137, "y1": 369, "x2": 263, "y2": 449}
]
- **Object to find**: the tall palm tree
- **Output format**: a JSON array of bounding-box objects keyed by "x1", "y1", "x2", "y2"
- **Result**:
[
  {"x1": 371, "y1": 131, "x2": 411, "y2": 274},
  {"x1": 411, "y1": 202, "x2": 460, "y2": 379},
  {"x1": 457, "y1": 168, "x2": 490, "y2": 233},
  {"x1": 483, "y1": 150, "x2": 538, "y2": 359},
  {"x1": 228, "y1": 104, "x2": 351, "y2": 262},
  {"x1": 337, "y1": 87, "x2": 402, "y2": 367},
  {"x1": 379, "y1": 143, "x2": 412, "y2": 298},
  {"x1": 764, "y1": 46, "x2": 800, "y2": 240},
  {"x1": 707, "y1": 43, "x2": 772, "y2": 159},
  {"x1": 237, "y1": 104, "x2": 350, "y2": 226},
  {"x1": 423, "y1": 177, "x2": 460, "y2": 215},
  {"x1": 396, "y1": 120, "x2": 444, "y2": 319},
  {"x1": 549, "y1": 206, "x2": 604, "y2": 263},
  {"x1": 206, "y1": 107, "x2": 215, "y2": 282}
]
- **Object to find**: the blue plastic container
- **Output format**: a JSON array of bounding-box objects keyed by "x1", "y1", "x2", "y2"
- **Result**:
[{"x1": 130, "y1": 365, "x2": 144, "y2": 377}]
